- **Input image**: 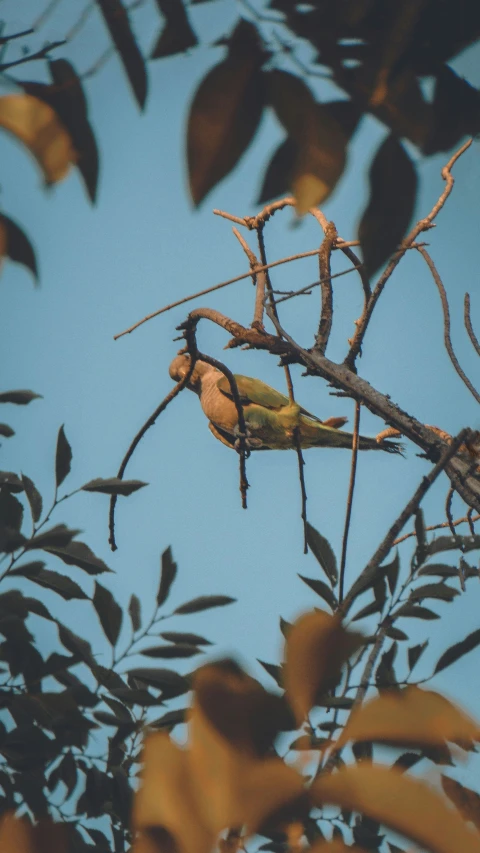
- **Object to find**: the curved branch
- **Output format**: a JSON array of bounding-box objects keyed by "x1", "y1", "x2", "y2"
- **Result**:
[{"x1": 464, "y1": 293, "x2": 480, "y2": 358}]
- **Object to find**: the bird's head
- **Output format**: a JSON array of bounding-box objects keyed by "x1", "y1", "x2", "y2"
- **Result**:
[{"x1": 169, "y1": 354, "x2": 210, "y2": 392}]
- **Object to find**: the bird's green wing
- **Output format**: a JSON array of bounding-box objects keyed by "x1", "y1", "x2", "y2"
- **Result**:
[{"x1": 216, "y1": 373, "x2": 322, "y2": 421}]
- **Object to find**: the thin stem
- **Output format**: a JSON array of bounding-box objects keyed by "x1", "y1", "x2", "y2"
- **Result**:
[
  {"x1": 464, "y1": 293, "x2": 480, "y2": 358},
  {"x1": 339, "y1": 401, "x2": 360, "y2": 604}
]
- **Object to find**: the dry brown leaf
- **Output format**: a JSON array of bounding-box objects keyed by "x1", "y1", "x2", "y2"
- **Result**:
[
  {"x1": 310, "y1": 842, "x2": 369, "y2": 853},
  {"x1": 284, "y1": 610, "x2": 363, "y2": 725},
  {"x1": 0, "y1": 94, "x2": 75, "y2": 184},
  {"x1": 336, "y1": 686, "x2": 480, "y2": 751},
  {"x1": 132, "y1": 731, "x2": 214, "y2": 853},
  {"x1": 311, "y1": 764, "x2": 480, "y2": 853},
  {"x1": 188, "y1": 697, "x2": 304, "y2": 836},
  {"x1": 0, "y1": 814, "x2": 35, "y2": 853},
  {"x1": 442, "y1": 775, "x2": 480, "y2": 833}
]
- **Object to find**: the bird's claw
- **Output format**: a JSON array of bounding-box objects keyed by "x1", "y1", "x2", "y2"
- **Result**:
[{"x1": 234, "y1": 424, "x2": 253, "y2": 457}]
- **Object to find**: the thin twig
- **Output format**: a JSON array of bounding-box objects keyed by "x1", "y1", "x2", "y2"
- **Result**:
[
  {"x1": 339, "y1": 401, "x2": 361, "y2": 604},
  {"x1": 417, "y1": 245, "x2": 480, "y2": 405},
  {"x1": 464, "y1": 293, "x2": 480, "y2": 358},
  {"x1": 0, "y1": 28, "x2": 34, "y2": 44},
  {"x1": 274, "y1": 264, "x2": 362, "y2": 305},
  {"x1": 340, "y1": 429, "x2": 471, "y2": 615},
  {"x1": 353, "y1": 623, "x2": 388, "y2": 707},
  {"x1": 393, "y1": 511, "x2": 480, "y2": 545},
  {"x1": 345, "y1": 139, "x2": 473, "y2": 367},
  {"x1": 445, "y1": 486, "x2": 455, "y2": 537},
  {"x1": 113, "y1": 248, "x2": 329, "y2": 340},
  {"x1": 232, "y1": 227, "x2": 266, "y2": 330},
  {"x1": 108, "y1": 357, "x2": 197, "y2": 551},
  {"x1": 0, "y1": 39, "x2": 66, "y2": 70},
  {"x1": 314, "y1": 221, "x2": 337, "y2": 355},
  {"x1": 33, "y1": 0, "x2": 63, "y2": 30}
]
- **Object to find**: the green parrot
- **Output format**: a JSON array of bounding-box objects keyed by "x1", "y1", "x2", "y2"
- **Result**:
[{"x1": 169, "y1": 354, "x2": 403, "y2": 454}]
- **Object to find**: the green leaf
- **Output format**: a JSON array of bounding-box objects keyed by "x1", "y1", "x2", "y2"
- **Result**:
[
  {"x1": 44, "y1": 540, "x2": 112, "y2": 574},
  {"x1": 81, "y1": 477, "x2": 148, "y2": 495},
  {"x1": 187, "y1": 20, "x2": 266, "y2": 205},
  {"x1": 93, "y1": 581, "x2": 123, "y2": 646},
  {"x1": 409, "y1": 583, "x2": 459, "y2": 603},
  {"x1": 55, "y1": 425, "x2": 72, "y2": 488},
  {"x1": 358, "y1": 134, "x2": 417, "y2": 278},
  {"x1": 21, "y1": 474, "x2": 42, "y2": 523},
  {"x1": 305, "y1": 523, "x2": 338, "y2": 585},
  {"x1": 27, "y1": 568, "x2": 88, "y2": 600},
  {"x1": 299, "y1": 574, "x2": 338, "y2": 610},
  {"x1": 0, "y1": 390, "x2": 42, "y2": 405},
  {"x1": 157, "y1": 546, "x2": 177, "y2": 606},
  {"x1": 408, "y1": 641, "x2": 428, "y2": 672},
  {"x1": 150, "y1": 0, "x2": 198, "y2": 59},
  {"x1": 128, "y1": 593, "x2": 141, "y2": 632},
  {"x1": 0, "y1": 424, "x2": 14, "y2": 437},
  {"x1": 174, "y1": 594, "x2": 236, "y2": 614},
  {"x1": 160, "y1": 630, "x2": 211, "y2": 645},
  {"x1": 434, "y1": 628, "x2": 480, "y2": 675},
  {"x1": 395, "y1": 603, "x2": 439, "y2": 620},
  {"x1": 26, "y1": 524, "x2": 79, "y2": 550},
  {"x1": 0, "y1": 214, "x2": 38, "y2": 281},
  {"x1": 427, "y1": 535, "x2": 480, "y2": 556},
  {"x1": 140, "y1": 643, "x2": 201, "y2": 658},
  {"x1": 96, "y1": 0, "x2": 148, "y2": 109}
]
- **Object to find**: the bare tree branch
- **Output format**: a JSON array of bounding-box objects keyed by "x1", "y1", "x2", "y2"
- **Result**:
[{"x1": 465, "y1": 293, "x2": 480, "y2": 358}]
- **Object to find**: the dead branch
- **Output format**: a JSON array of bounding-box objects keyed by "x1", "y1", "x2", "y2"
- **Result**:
[
  {"x1": 339, "y1": 401, "x2": 361, "y2": 603},
  {"x1": 464, "y1": 293, "x2": 480, "y2": 358},
  {"x1": 392, "y1": 511, "x2": 479, "y2": 546},
  {"x1": 314, "y1": 221, "x2": 337, "y2": 355}
]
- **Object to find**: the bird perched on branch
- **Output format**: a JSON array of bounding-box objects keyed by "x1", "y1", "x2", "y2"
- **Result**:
[{"x1": 169, "y1": 354, "x2": 403, "y2": 454}]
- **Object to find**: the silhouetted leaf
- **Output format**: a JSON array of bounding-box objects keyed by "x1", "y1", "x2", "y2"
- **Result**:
[
  {"x1": 258, "y1": 659, "x2": 283, "y2": 687},
  {"x1": 128, "y1": 593, "x2": 141, "y2": 632},
  {"x1": 9, "y1": 560, "x2": 45, "y2": 578},
  {"x1": 93, "y1": 582, "x2": 123, "y2": 646},
  {"x1": 305, "y1": 523, "x2": 338, "y2": 585},
  {"x1": 174, "y1": 594, "x2": 236, "y2": 614},
  {"x1": 126, "y1": 667, "x2": 188, "y2": 692},
  {"x1": 267, "y1": 71, "x2": 347, "y2": 214},
  {"x1": 27, "y1": 524, "x2": 79, "y2": 550},
  {"x1": 424, "y1": 66, "x2": 480, "y2": 156},
  {"x1": 149, "y1": 708, "x2": 186, "y2": 729},
  {"x1": 160, "y1": 630, "x2": 211, "y2": 645},
  {"x1": 0, "y1": 424, "x2": 14, "y2": 437},
  {"x1": 393, "y1": 752, "x2": 423, "y2": 773},
  {"x1": 375, "y1": 642, "x2": 398, "y2": 689},
  {"x1": 299, "y1": 574, "x2": 338, "y2": 610},
  {"x1": 21, "y1": 474, "x2": 42, "y2": 523},
  {"x1": 0, "y1": 471, "x2": 24, "y2": 492},
  {"x1": 358, "y1": 134, "x2": 417, "y2": 278},
  {"x1": 257, "y1": 137, "x2": 296, "y2": 204},
  {"x1": 384, "y1": 552, "x2": 400, "y2": 595},
  {"x1": 428, "y1": 535, "x2": 480, "y2": 555},
  {"x1": 188, "y1": 20, "x2": 266, "y2": 205},
  {"x1": 0, "y1": 390, "x2": 41, "y2": 404},
  {"x1": 157, "y1": 546, "x2": 177, "y2": 606},
  {"x1": 97, "y1": 0, "x2": 148, "y2": 109},
  {"x1": 141, "y1": 643, "x2": 201, "y2": 658},
  {"x1": 81, "y1": 476, "x2": 148, "y2": 495},
  {"x1": 28, "y1": 568, "x2": 88, "y2": 600},
  {"x1": 386, "y1": 625, "x2": 408, "y2": 641},
  {"x1": 441, "y1": 775, "x2": 480, "y2": 833},
  {"x1": 151, "y1": 0, "x2": 198, "y2": 58},
  {"x1": 394, "y1": 603, "x2": 439, "y2": 620},
  {"x1": 0, "y1": 489, "x2": 24, "y2": 552},
  {"x1": 58, "y1": 624, "x2": 95, "y2": 663},
  {"x1": 44, "y1": 540, "x2": 112, "y2": 573},
  {"x1": 434, "y1": 628, "x2": 480, "y2": 674},
  {"x1": 418, "y1": 563, "x2": 459, "y2": 577},
  {"x1": 414, "y1": 508, "x2": 427, "y2": 566},
  {"x1": 0, "y1": 94, "x2": 75, "y2": 184},
  {"x1": 408, "y1": 640, "x2": 428, "y2": 672},
  {"x1": 0, "y1": 215, "x2": 38, "y2": 281},
  {"x1": 409, "y1": 582, "x2": 459, "y2": 603},
  {"x1": 351, "y1": 598, "x2": 383, "y2": 621},
  {"x1": 102, "y1": 695, "x2": 133, "y2": 722},
  {"x1": 55, "y1": 425, "x2": 72, "y2": 488}
]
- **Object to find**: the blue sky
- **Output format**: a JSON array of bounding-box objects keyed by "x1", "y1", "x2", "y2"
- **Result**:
[{"x1": 2, "y1": 0, "x2": 480, "y2": 781}]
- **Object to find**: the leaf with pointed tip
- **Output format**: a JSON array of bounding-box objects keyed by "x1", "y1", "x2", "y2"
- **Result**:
[
  {"x1": 418, "y1": 563, "x2": 458, "y2": 577},
  {"x1": 141, "y1": 643, "x2": 201, "y2": 658},
  {"x1": 157, "y1": 546, "x2": 177, "y2": 606},
  {"x1": 174, "y1": 594, "x2": 236, "y2": 614},
  {"x1": 394, "y1": 603, "x2": 439, "y2": 620},
  {"x1": 97, "y1": 0, "x2": 148, "y2": 109},
  {"x1": 299, "y1": 575, "x2": 338, "y2": 610},
  {"x1": 55, "y1": 425, "x2": 72, "y2": 488},
  {"x1": 408, "y1": 641, "x2": 428, "y2": 672},
  {"x1": 0, "y1": 94, "x2": 75, "y2": 184},
  {"x1": 258, "y1": 659, "x2": 283, "y2": 687},
  {"x1": 0, "y1": 471, "x2": 24, "y2": 492},
  {"x1": 160, "y1": 631, "x2": 211, "y2": 645},
  {"x1": 409, "y1": 582, "x2": 459, "y2": 603},
  {"x1": 351, "y1": 598, "x2": 383, "y2": 622},
  {"x1": 441, "y1": 775, "x2": 480, "y2": 833},
  {"x1": 384, "y1": 552, "x2": 400, "y2": 595},
  {"x1": 126, "y1": 667, "x2": 188, "y2": 692},
  {"x1": 128, "y1": 593, "x2": 141, "y2": 632},
  {"x1": 27, "y1": 568, "x2": 88, "y2": 600},
  {"x1": 93, "y1": 582, "x2": 123, "y2": 646},
  {"x1": 9, "y1": 560, "x2": 45, "y2": 578},
  {"x1": 82, "y1": 477, "x2": 148, "y2": 495},
  {"x1": 414, "y1": 508, "x2": 427, "y2": 566},
  {"x1": 150, "y1": 0, "x2": 198, "y2": 58},
  {"x1": 0, "y1": 390, "x2": 41, "y2": 404},
  {"x1": 427, "y1": 535, "x2": 480, "y2": 556},
  {"x1": 26, "y1": 524, "x2": 79, "y2": 550},
  {"x1": 305, "y1": 523, "x2": 338, "y2": 585},
  {"x1": 0, "y1": 215, "x2": 38, "y2": 282},
  {"x1": 58, "y1": 623, "x2": 95, "y2": 663},
  {"x1": 358, "y1": 135, "x2": 417, "y2": 278},
  {"x1": 149, "y1": 708, "x2": 186, "y2": 729},
  {"x1": 44, "y1": 540, "x2": 112, "y2": 574},
  {"x1": 21, "y1": 474, "x2": 42, "y2": 523},
  {"x1": 0, "y1": 424, "x2": 14, "y2": 437},
  {"x1": 188, "y1": 20, "x2": 265, "y2": 205},
  {"x1": 434, "y1": 628, "x2": 480, "y2": 675}
]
